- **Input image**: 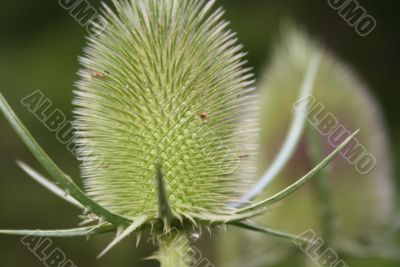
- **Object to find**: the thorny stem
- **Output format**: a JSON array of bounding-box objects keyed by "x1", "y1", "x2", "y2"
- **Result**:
[
  {"x1": 153, "y1": 231, "x2": 194, "y2": 267},
  {"x1": 306, "y1": 125, "x2": 335, "y2": 243}
]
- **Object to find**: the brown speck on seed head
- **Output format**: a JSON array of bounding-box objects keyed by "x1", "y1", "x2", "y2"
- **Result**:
[
  {"x1": 91, "y1": 71, "x2": 106, "y2": 79},
  {"x1": 200, "y1": 112, "x2": 209, "y2": 120}
]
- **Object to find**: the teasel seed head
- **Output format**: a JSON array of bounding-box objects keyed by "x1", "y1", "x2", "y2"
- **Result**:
[{"x1": 73, "y1": 0, "x2": 257, "y2": 227}]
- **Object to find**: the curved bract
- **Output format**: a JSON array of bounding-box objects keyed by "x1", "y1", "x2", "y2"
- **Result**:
[{"x1": 73, "y1": 0, "x2": 258, "y2": 220}]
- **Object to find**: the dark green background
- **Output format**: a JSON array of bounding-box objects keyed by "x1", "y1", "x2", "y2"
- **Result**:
[{"x1": 0, "y1": 0, "x2": 399, "y2": 266}]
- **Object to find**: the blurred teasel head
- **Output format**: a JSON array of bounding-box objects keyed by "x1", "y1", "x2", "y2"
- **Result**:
[
  {"x1": 217, "y1": 25, "x2": 396, "y2": 266},
  {"x1": 258, "y1": 26, "x2": 394, "y2": 244}
]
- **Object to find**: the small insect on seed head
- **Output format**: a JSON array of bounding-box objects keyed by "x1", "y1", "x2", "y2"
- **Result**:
[{"x1": 200, "y1": 112, "x2": 209, "y2": 120}]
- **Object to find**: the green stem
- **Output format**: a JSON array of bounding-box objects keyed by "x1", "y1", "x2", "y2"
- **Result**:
[
  {"x1": 153, "y1": 231, "x2": 194, "y2": 267},
  {"x1": 306, "y1": 125, "x2": 335, "y2": 243}
]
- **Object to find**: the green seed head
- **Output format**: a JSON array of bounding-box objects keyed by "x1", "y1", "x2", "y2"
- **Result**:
[{"x1": 73, "y1": 0, "x2": 257, "y2": 223}]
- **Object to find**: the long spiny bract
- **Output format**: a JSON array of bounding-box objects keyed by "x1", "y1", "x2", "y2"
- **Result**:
[{"x1": 73, "y1": 0, "x2": 257, "y2": 224}]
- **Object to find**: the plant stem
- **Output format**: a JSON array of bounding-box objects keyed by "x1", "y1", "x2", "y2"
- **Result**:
[{"x1": 154, "y1": 231, "x2": 193, "y2": 267}]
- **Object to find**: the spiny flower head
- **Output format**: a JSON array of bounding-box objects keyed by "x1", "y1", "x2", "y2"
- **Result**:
[{"x1": 73, "y1": 0, "x2": 257, "y2": 223}]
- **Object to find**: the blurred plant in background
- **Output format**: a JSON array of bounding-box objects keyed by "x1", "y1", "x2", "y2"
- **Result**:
[{"x1": 217, "y1": 26, "x2": 398, "y2": 267}]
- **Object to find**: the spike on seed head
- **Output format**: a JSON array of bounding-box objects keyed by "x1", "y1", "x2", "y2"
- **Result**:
[{"x1": 73, "y1": 0, "x2": 258, "y2": 224}]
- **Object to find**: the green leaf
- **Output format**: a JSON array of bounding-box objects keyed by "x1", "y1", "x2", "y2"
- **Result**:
[{"x1": 0, "y1": 92, "x2": 131, "y2": 227}]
